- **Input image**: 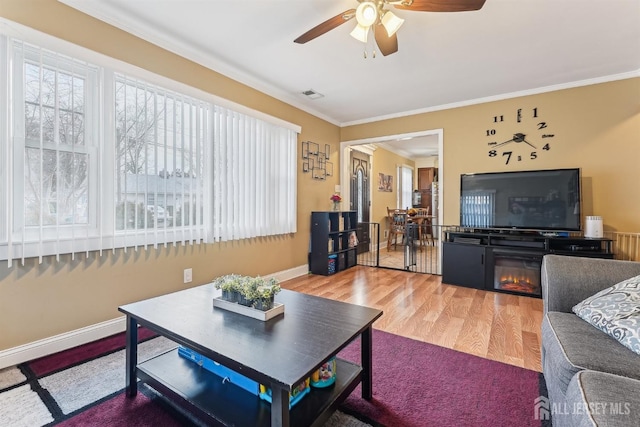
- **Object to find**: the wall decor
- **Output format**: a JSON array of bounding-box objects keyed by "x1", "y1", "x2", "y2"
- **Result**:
[
  {"x1": 302, "y1": 141, "x2": 331, "y2": 180},
  {"x1": 486, "y1": 106, "x2": 554, "y2": 166},
  {"x1": 312, "y1": 166, "x2": 326, "y2": 180},
  {"x1": 378, "y1": 173, "x2": 393, "y2": 192}
]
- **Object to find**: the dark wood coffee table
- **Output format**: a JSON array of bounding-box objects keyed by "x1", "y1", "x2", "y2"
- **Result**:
[{"x1": 119, "y1": 285, "x2": 382, "y2": 427}]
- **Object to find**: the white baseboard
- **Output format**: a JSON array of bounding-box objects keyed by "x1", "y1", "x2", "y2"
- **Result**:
[
  {"x1": 0, "y1": 264, "x2": 309, "y2": 369},
  {"x1": 0, "y1": 317, "x2": 126, "y2": 370},
  {"x1": 264, "y1": 264, "x2": 309, "y2": 282}
]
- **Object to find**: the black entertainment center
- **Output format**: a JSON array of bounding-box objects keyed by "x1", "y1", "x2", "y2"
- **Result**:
[
  {"x1": 442, "y1": 229, "x2": 613, "y2": 297},
  {"x1": 443, "y1": 168, "x2": 613, "y2": 297}
]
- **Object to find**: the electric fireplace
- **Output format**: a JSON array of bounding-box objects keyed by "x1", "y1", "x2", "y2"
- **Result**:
[{"x1": 491, "y1": 250, "x2": 543, "y2": 296}]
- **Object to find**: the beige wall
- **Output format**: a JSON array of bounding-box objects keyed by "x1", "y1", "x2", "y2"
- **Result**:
[
  {"x1": 342, "y1": 78, "x2": 640, "y2": 233},
  {"x1": 0, "y1": 0, "x2": 341, "y2": 350}
]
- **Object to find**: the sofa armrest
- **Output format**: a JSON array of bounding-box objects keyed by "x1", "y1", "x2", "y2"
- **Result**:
[{"x1": 541, "y1": 255, "x2": 640, "y2": 314}]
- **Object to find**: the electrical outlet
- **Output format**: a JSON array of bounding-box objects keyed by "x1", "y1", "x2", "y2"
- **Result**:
[
  {"x1": 384, "y1": 230, "x2": 389, "y2": 239},
  {"x1": 183, "y1": 268, "x2": 192, "y2": 284}
]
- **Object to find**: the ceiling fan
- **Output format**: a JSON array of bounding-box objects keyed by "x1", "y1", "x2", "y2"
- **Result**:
[{"x1": 294, "y1": 0, "x2": 486, "y2": 56}]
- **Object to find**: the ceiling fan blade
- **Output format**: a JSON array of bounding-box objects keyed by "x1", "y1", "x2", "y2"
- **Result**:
[
  {"x1": 294, "y1": 9, "x2": 356, "y2": 44},
  {"x1": 374, "y1": 24, "x2": 398, "y2": 56},
  {"x1": 394, "y1": 0, "x2": 486, "y2": 12}
]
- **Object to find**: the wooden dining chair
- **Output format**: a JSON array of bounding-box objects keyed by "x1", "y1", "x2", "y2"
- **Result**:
[
  {"x1": 387, "y1": 207, "x2": 408, "y2": 251},
  {"x1": 417, "y1": 206, "x2": 434, "y2": 247}
]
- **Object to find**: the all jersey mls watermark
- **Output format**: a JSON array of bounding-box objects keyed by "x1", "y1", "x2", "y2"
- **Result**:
[{"x1": 534, "y1": 396, "x2": 632, "y2": 421}]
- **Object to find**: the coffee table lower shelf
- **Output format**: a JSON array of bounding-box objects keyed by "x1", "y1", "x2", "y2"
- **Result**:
[{"x1": 137, "y1": 348, "x2": 362, "y2": 427}]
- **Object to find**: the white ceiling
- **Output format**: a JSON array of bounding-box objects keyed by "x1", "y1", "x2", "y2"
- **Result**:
[
  {"x1": 377, "y1": 134, "x2": 440, "y2": 157},
  {"x1": 60, "y1": 0, "x2": 640, "y2": 158}
]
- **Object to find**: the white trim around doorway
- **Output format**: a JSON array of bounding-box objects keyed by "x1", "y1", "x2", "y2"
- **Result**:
[{"x1": 340, "y1": 129, "x2": 444, "y2": 229}]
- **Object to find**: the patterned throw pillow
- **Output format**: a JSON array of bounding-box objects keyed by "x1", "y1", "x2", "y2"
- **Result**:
[{"x1": 572, "y1": 274, "x2": 640, "y2": 355}]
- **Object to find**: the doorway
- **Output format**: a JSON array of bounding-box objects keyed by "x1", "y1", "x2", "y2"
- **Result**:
[{"x1": 340, "y1": 129, "x2": 444, "y2": 274}]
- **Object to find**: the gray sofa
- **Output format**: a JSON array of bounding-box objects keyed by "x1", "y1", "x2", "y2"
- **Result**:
[{"x1": 541, "y1": 255, "x2": 640, "y2": 426}]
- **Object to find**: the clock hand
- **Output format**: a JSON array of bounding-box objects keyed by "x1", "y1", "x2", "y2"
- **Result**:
[
  {"x1": 493, "y1": 138, "x2": 515, "y2": 148},
  {"x1": 513, "y1": 132, "x2": 537, "y2": 149}
]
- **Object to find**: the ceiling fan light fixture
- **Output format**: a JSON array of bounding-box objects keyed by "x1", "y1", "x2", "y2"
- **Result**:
[
  {"x1": 381, "y1": 11, "x2": 404, "y2": 37},
  {"x1": 355, "y1": 1, "x2": 378, "y2": 27},
  {"x1": 350, "y1": 24, "x2": 370, "y2": 43}
]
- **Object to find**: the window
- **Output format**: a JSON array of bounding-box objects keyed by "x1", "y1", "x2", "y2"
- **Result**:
[
  {"x1": 0, "y1": 31, "x2": 299, "y2": 266},
  {"x1": 398, "y1": 165, "x2": 413, "y2": 209},
  {"x1": 5, "y1": 41, "x2": 99, "y2": 262},
  {"x1": 113, "y1": 75, "x2": 207, "y2": 248},
  {"x1": 356, "y1": 169, "x2": 364, "y2": 223},
  {"x1": 21, "y1": 53, "x2": 93, "y2": 227},
  {"x1": 460, "y1": 191, "x2": 496, "y2": 228}
]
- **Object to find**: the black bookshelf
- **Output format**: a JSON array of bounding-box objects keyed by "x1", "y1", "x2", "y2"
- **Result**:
[{"x1": 309, "y1": 211, "x2": 358, "y2": 275}]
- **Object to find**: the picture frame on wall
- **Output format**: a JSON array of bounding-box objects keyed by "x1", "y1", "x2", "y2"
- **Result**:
[
  {"x1": 301, "y1": 141, "x2": 309, "y2": 159},
  {"x1": 378, "y1": 173, "x2": 393, "y2": 192}
]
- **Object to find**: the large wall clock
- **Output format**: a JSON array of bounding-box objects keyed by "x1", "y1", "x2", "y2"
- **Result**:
[{"x1": 486, "y1": 107, "x2": 555, "y2": 165}]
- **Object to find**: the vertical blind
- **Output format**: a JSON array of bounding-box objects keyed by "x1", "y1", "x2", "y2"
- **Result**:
[{"x1": 213, "y1": 106, "x2": 297, "y2": 241}]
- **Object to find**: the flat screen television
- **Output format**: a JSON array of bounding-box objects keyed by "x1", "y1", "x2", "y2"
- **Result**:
[{"x1": 460, "y1": 168, "x2": 581, "y2": 231}]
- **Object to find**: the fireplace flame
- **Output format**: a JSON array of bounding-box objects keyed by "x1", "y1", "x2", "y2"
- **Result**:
[{"x1": 499, "y1": 274, "x2": 537, "y2": 292}]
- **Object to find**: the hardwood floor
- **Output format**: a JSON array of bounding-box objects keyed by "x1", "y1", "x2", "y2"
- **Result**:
[{"x1": 281, "y1": 266, "x2": 543, "y2": 372}]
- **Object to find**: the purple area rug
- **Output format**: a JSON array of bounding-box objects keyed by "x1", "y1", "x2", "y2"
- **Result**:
[
  {"x1": 55, "y1": 392, "x2": 186, "y2": 427},
  {"x1": 337, "y1": 330, "x2": 548, "y2": 427},
  {"x1": 27, "y1": 327, "x2": 158, "y2": 377},
  {"x1": 1, "y1": 328, "x2": 548, "y2": 426}
]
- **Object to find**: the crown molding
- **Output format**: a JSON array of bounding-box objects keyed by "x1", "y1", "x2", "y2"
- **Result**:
[
  {"x1": 340, "y1": 70, "x2": 640, "y2": 127},
  {"x1": 376, "y1": 142, "x2": 414, "y2": 159},
  {"x1": 350, "y1": 144, "x2": 377, "y2": 156}
]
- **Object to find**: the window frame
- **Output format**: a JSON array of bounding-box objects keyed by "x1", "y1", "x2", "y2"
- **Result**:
[
  {"x1": 11, "y1": 41, "x2": 101, "y2": 246},
  {"x1": 0, "y1": 23, "x2": 300, "y2": 264}
]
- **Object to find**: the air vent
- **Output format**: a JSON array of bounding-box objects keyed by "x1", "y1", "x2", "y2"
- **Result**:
[{"x1": 302, "y1": 89, "x2": 324, "y2": 100}]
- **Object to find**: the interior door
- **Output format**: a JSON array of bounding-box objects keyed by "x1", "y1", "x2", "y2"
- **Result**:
[{"x1": 350, "y1": 150, "x2": 370, "y2": 254}]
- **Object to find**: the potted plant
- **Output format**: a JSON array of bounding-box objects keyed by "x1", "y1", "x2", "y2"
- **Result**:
[
  {"x1": 212, "y1": 274, "x2": 242, "y2": 302},
  {"x1": 213, "y1": 275, "x2": 281, "y2": 310},
  {"x1": 237, "y1": 276, "x2": 259, "y2": 307},
  {"x1": 252, "y1": 279, "x2": 281, "y2": 311}
]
